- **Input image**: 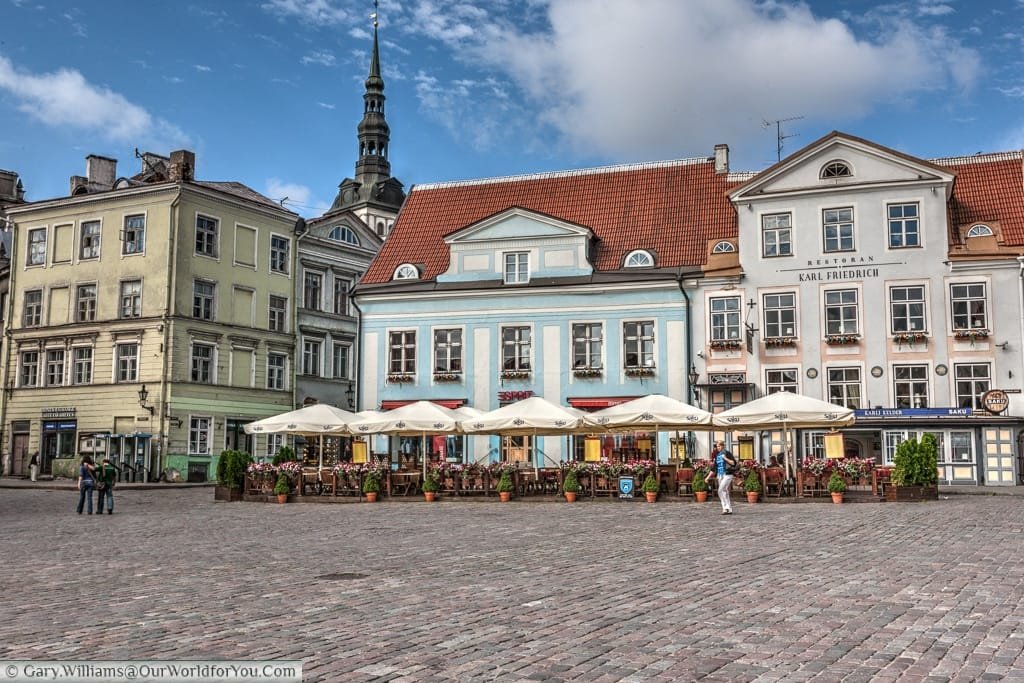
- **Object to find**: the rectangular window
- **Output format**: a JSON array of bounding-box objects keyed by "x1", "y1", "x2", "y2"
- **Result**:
[
  {"x1": 303, "y1": 272, "x2": 322, "y2": 311},
  {"x1": 332, "y1": 343, "x2": 351, "y2": 379},
  {"x1": 893, "y1": 365, "x2": 929, "y2": 408},
  {"x1": 189, "y1": 417, "x2": 212, "y2": 455},
  {"x1": 119, "y1": 280, "x2": 142, "y2": 319},
  {"x1": 193, "y1": 280, "x2": 215, "y2": 320},
  {"x1": 890, "y1": 285, "x2": 926, "y2": 333},
  {"x1": 766, "y1": 368, "x2": 798, "y2": 394},
  {"x1": 954, "y1": 363, "x2": 990, "y2": 409},
  {"x1": 267, "y1": 352, "x2": 287, "y2": 390},
  {"x1": 268, "y1": 295, "x2": 287, "y2": 332},
  {"x1": 761, "y1": 213, "x2": 792, "y2": 257},
  {"x1": 72, "y1": 347, "x2": 93, "y2": 385},
  {"x1": 888, "y1": 203, "x2": 920, "y2": 248},
  {"x1": 950, "y1": 283, "x2": 987, "y2": 330},
  {"x1": 75, "y1": 284, "x2": 97, "y2": 322},
  {"x1": 502, "y1": 326, "x2": 532, "y2": 370},
  {"x1": 45, "y1": 349, "x2": 65, "y2": 386},
  {"x1": 433, "y1": 328, "x2": 462, "y2": 373},
  {"x1": 27, "y1": 228, "x2": 46, "y2": 266},
  {"x1": 710, "y1": 296, "x2": 741, "y2": 341},
  {"x1": 824, "y1": 289, "x2": 859, "y2": 335},
  {"x1": 763, "y1": 292, "x2": 797, "y2": 339},
  {"x1": 827, "y1": 367, "x2": 862, "y2": 409},
  {"x1": 23, "y1": 290, "x2": 42, "y2": 327},
  {"x1": 333, "y1": 278, "x2": 349, "y2": 316},
  {"x1": 572, "y1": 323, "x2": 603, "y2": 369},
  {"x1": 302, "y1": 339, "x2": 322, "y2": 376},
  {"x1": 504, "y1": 252, "x2": 529, "y2": 284},
  {"x1": 19, "y1": 350, "x2": 39, "y2": 387},
  {"x1": 266, "y1": 434, "x2": 284, "y2": 459},
  {"x1": 122, "y1": 214, "x2": 145, "y2": 255},
  {"x1": 389, "y1": 331, "x2": 416, "y2": 374},
  {"x1": 195, "y1": 214, "x2": 219, "y2": 257},
  {"x1": 191, "y1": 343, "x2": 215, "y2": 384},
  {"x1": 116, "y1": 343, "x2": 139, "y2": 383},
  {"x1": 80, "y1": 220, "x2": 101, "y2": 260},
  {"x1": 270, "y1": 235, "x2": 289, "y2": 274},
  {"x1": 623, "y1": 320, "x2": 655, "y2": 368},
  {"x1": 823, "y1": 207, "x2": 854, "y2": 252}
]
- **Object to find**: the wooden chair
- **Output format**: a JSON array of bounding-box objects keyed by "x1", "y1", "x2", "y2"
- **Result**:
[
  {"x1": 799, "y1": 472, "x2": 821, "y2": 497},
  {"x1": 764, "y1": 467, "x2": 785, "y2": 498},
  {"x1": 319, "y1": 469, "x2": 336, "y2": 496},
  {"x1": 676, "y1": 468, "x2": 695, "y2": 497},
  {"x1": 874, "y1": 468, "x2": 892, "y2": 497}
]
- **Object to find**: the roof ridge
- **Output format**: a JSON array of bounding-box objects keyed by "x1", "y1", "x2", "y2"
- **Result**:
[
  {"x1": 932, "y1": 151, "x2": 1023, "y2": 166},
  {"x1": 413, "y1": 156, "x2": 714, "y2": 191}
]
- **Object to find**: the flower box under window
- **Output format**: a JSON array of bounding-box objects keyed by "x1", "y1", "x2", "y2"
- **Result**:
[
  {"x1": 764, "y1": 337, "x2": 796, "y2": 347},
  {"x1": 572, "y1": 367, "x2": 603, "y2": 378},
  {"x1": 433, "y1": 372, "x2": 462, "y2": 383},
  {"x1": 825, "y1": 334, "x2": 860, "y2": 345},
  {"x1": 624, "y1": 366, "x2": 655, "y2": 378},
  {"x1": 953, "y1": 328, "x2": 989, "y2": 341},
  {"x1": 386, "y1": 373, "x2": 415, "y2": 384},
  {"x1": 892, "y1": 331, "x2": 928, "y2": 344},
  {"x1": 500, "y1": 369, "x2": 531, "y2": 380},
  {"x1": 709, "y1": 339, "x2": 742, "y2": 350}
]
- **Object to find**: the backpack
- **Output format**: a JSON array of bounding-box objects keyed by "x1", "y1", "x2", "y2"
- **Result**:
[{"x1": 723, "y1": 451, "x2": 739, "y2": 475}]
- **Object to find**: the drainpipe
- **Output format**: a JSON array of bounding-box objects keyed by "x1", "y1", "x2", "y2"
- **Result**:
[
  {"x1": 0, "y1": 217, "x2": 19, "y2": 464},
  {"x1": 159, "y1": 188, "x2": 182, "y2": 478},
  {"x1": 1018, "y1": 256, "x2": 1024, "y2": 391},
  {"x1": 351, "y1": 292, "x2": 364, "y2": 412},
  {"x1": 677, "y1": 271, "x2": 695, "y2": 462}
]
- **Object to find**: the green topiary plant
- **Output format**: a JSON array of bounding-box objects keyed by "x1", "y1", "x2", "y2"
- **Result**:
[
  {"x1": 362, "y1": 470, "x2": 382, "y2": 494},
  {"x1": 216, "y1": 449, "x2": 253, "y2": 490},
  {"x1": 422, "y1": 470, "x2": 440, "y2": 493},
  {"x1": 691, "y1": 468, "x2": 709, "y2": 493},
  {"x1": 642, "y1": 474, "x2": 659, "y2": 493},
  {"x1": 679, "y1": 457, "x2": 694, "y2": 469},
  {"x1": 562, "y1": 469, "x2": 581, "y2": 493},
  {"x1": 496, "y1": 470, "x2": 514, "y2": 493},
  {"x1": 272, "y1": 474, "x2": 291, "y2": 496},
  {"x1": 743, "y1": 469, "x2": 762, "y2": 493},
  {"x1": 892, "y1": 433, "x2": 939, "y2": 487},
  {"x1": 827, "y1": 471, "x2": 847, "y2": 494},
  {"x1": 272, "y1": 445, "x2": 298, "y2": 466}
]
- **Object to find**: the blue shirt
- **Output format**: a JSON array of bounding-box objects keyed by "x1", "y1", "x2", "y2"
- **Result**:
[{"x1": 715, "y1": 451, "x2": 734, "y2": 476}]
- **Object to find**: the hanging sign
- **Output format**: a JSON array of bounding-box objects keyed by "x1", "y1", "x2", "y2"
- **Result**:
[
  {"x1": 824, "y1": 431, "x2": 845, "y2": 459},
  {"x1": 982, "y1": 389, "x2": 1009, "y2": 415}
]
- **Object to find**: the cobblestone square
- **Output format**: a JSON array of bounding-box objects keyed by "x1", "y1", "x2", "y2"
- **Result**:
[{"x1": 2, "y1": 489, "x2": 1023, "y2": 682}]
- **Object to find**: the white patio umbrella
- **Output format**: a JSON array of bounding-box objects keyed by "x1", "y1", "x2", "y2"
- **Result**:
[
  {"x1": 459, "y1": 396, "x2": 588, "y2": 470},
  {"x1": 348, "y1": 400, "x2": 463, "y2": 477},
  {"x1": 243, "y1": 403, "x2": 358, "y2": 470},
  {"x1": 583, "y1": 394, "x2": 713, "y2": 431},
  {"x1": 712, "y1": 391, "x2": 855, "y2": 479}
]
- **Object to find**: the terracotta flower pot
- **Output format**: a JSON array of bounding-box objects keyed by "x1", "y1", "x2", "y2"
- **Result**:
[
  {"x1": 276, "y1": 494, "x2": 288, "y2": 504},
  {"x1": 831, "y1": 492, "x2": 844, "y2": 504},
  {"x1": 645, "y1": 492, "x2": 657, "y2": 503},
  {"x1": 564, "y1": 491, "x2": 577, "y2": 503},
  {"x1": 365, "y1": 492, "x2": 378, "y2": 503},
  {"x1": 694, "y1": 491, "x2": 708, "y2": 503},
  {"x1": 746, "y1": 492, "x2": 759, "y2": 503},
  {"x1": 499, "y1": 491, "x2": 511, "y2": 502},
  {"x1": 424, "y1": 492, "x2": 436, "y2": 502}
]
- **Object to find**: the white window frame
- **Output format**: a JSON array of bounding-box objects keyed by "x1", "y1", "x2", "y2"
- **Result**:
[
  {"x1": 19, "y1": 350, "x2": 39, "y2": 387},
  {"x1": 267, "y1": 352, "x2": 288, "y2": 390},
  {"x1": 709, "y1": 296, "x2": 741, "y2": 341},
  {"x1": 503, "y1": 252, "x2": 530, "y2": 285},
  {"x1": 22, "y1": 289, "x2": 42, "y2": 327},
  {"x1": 762, "y1": 291, "x2": 797, "y2": 340},
  {"x1": 826, "y1": 365, "x2": 862, "y2": 410},
  {"x1": 303, "y1": 271, "x2": 323, "y2": 311},
  {"x1": 269, "y1": 233, "x2": 290, "y2": 275},
  {"x1": 822, "y1": 207, "x2": 855, "y2": 253},
  {"x1": 892, "y1": 363, "x2": 930, "y2": 409},
  {"x1": 75, "y1": 283, "x2": 97, "y2": 323},
  {"x1": 72, "y1": 346, "x2": 93, "y2": 385},
  {"x1": 622, "y1": 319, "x2": 655, "y2": 369},
  {"x1": 119, "y1": 280, "x2": 142, "y2": 319},
  {"x1": 195, "y1": 212, "x2": 220, "y2": 259},
  {"x1": 193, "y1": 280, "x2": 216, "y2": 320},
  {"x1": 329, "y1": 225, "x2": 360, "y2": 245},
  {"x1": 115, "y1": 342, "x2": 139, "y2": 383},
  {"x1": 45, "y1": 348, "x2": 65, "y2": 386},
  {"x1": 765, "y1": 367, "x2": 799, "y2": 394},
  {"x1": 332, "y1": 342, "x2": 352, "y2": 380},
  {"x1": 333, "y1": 277, "x2": 350, "y2": 316},
  {"x1": 954, "y1": 362, "x2": 990, "y2": 410},
  {"x1": 887, "y1": 202, "x2": 921, "y2": 249},
  {"x1": 393, "y1": 263, "x2": 419, "y2": 280},
  {"x1": 571, "y1": 322, "x2": 603, "y2": 370},
  {"x1": 889, "y1": 283, "x2": 928, "y2": 334},
  {"x1": 268, "y1": 294, "x2": 288, "y2": 332},
  {"x1": 389, "y1": 329, "x2": 417, "y2": 375},
  {"x1": 79, "y1": 219, "x2": 101, "y2": 260},
  {"x1": 432, "y1": 327, "x2": 463, "y2": 374},
  {"x1": 500, "y1": 324, "x2": 533, "y2": 371},
  {"x1": 121, "y1": 213, "x2": 146, "y2": 256},
  {"x1": 823, "y1": 288, "x2": 860, "y2": 335},
  {"x1": 712, "y1": 241, "x2": 735, "y2": 253},
  {"x1": 266, "y1": 433, "x2": 284, "y2": 459},
  {"x1": 302, "y1": 338, "x2": 323, "y2": 377},
  {"x1": 761, "y1": 213, "x2": 792, "y2": 258},
  {"x1": 966, "y1": 224, "x2": 993, "y2": 238},
  {"x1": 624, "y1": 250, "x2": 654, "y2": 268},
  {"x1": 190, "y1": 341, "x2": 217, "y2": 384},
  {"x1": 820, "y1": 160, "x2": 852, "y2": 179},
  {"x1": 188, "y1": 416, "x2": 213, "y2": 455},
  {"x1": 949, "y1": 282, "x2": 987, "y2": 331},
  {"x1": 27, "y1": 227, "x2": 47, "y2": 266}
]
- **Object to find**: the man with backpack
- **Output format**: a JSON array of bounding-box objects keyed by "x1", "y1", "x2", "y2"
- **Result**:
[{"x1": 706, "y1": 440, "x2": 738, "y2": 515}]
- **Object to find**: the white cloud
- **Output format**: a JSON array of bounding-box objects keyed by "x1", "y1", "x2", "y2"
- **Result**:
[
  {"x1": 265, "y1": 178, "x2": 322, "y2": 216},
  {"x1": 317, "y1": 101, "x2": 335, "y2": 109},
  {"x1": 998, "y1": 85, "x2": 1024, "y2": 97},
  {"x1": 0, "y1": 54, "x2": 189, "y2": 147},
  {"x1": 918, "y1": 1, "x2": 955, "y2": 16},
  {"x1": 301, "y1": 50, "x2": 336, "y2": 67},
  {"x1": 194, "y1": 64, "x2": 212, "y2": 72},
  {"x1": 262, "y1": 0, "x2": 351, "y2": 26},
  {"x1": 165, "y1": 76, "x2": 184, "y2": 84}
]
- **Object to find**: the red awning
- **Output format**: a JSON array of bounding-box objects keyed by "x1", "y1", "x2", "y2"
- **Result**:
[
  {"x1": 379, "y1": 399, "x2": 466, "y2": 410},
  {"x1": 567, "y1": 396, "x2": 640, "y2": 410}
]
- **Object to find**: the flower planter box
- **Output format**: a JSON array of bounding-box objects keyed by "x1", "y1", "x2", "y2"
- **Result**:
[
  {"x1": 573, "y1": 368, "x2": 603, "y2": 378},
  {"x1": 764, "y1": 337, "x2": 796, "y2": 348},
  {"x1": 885, "y1": 485, "x2": 938, "y2": 502},
  {"x1": 825, "y1": 334, "x2": 860, "y2": 345},
  {"x1": 433, "y1": 373, "x2": 462, "y2": 382},
  {"x1": 214, "y1": 485, "x2": 244, "y2": 502},
  {"x1": 709, "y1": 340, "x2": 742, "y2": 350},
  {"x1": 953, "y1": 329, "x2": 989, "y2": 341},
  {"x1": 624, "y1": 367, "x2": 655, "y2": 378}
]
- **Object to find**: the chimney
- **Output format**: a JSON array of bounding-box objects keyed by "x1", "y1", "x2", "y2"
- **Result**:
[
  {"x1": 169, "y1": 150, "x2": 195, "y2": 182},
  {"x1": 714, "y1": 144, "x2": 729, "y2": 174},
  {"x1": 86, "y1": 154, "x2": 117, "y2": 190},
  {"x1": 0, "y1": 170, "x2": 22, "y2": 204}
]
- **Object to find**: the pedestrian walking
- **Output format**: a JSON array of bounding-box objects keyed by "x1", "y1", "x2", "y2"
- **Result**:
[
  {"x1": 76, "y1": 455, "x2": 96, "y2": 515},
  {"x1": 28, "y1": 452, "x2": 39, "y2": 482},
  {"x1": 705, "y1": 440, "x2": 738, "y2": 515},
  {"x1": 96, "y1": 457, "x2": 118, "y2": 515}
]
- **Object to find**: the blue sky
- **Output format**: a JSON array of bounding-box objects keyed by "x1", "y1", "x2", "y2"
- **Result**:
[{"x1": 1, "y1": 0, "x2": 1022, "y2": 216}]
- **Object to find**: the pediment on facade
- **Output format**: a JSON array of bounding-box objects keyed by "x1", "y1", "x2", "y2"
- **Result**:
[
  {"x1": 305, "y1": 210, "x2": 382, "y2": 250},
  {"x1": 444, "y1": 207, "x2": 593, "y2": 244},
  {"x1": 730, "y1": 131, "x2": 955, "y2": 202}
]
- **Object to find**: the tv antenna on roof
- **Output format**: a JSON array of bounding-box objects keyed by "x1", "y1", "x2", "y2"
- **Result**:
[{"x1": 762, "y1": 116, "x2": 804, "y2": 162}]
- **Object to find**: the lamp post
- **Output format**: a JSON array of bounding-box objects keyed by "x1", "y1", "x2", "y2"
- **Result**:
[
  {"x1": 687, "y1": 365, "x2": 700, "y2": 407},
  {"x1": 345, "y1": 383, "x2": 355, "y2": 409},
  {"x1": 137, "y1": 384, "x2": 155, "y2": 415}
]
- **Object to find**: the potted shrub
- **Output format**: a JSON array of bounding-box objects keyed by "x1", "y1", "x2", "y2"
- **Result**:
[
  {"x1": 743, "y1": 469, "x2": 762, "y2": 503},
  {"x1": 362, "y1": 469, "x2": 382, "y2": 502},
  {"x1": 642, "y1": 474, "x2": 659, "y2": 503},
  {"x1": 562, "y1": 468, "x2": 581, "y2": 503},
  {"x1": 215, "y1": 449, "x2": 252, "y2": 502},
  {"x1": 271, "y1": 445, "x2": 297, "y2": 466},
  {"x1": 827, "y1": 471, "x2": 846, "y2": 504},
  {"x1": 272, "y1": 474, "x2": 291, "y2": 504},
  {"x1": 496, "y1": 470, "x2": 514, "y2": 502},
  {"x1": 889, "y1": 433, "x2": 939, "y2": 501},
  {"x1": 692, "y1": 467, "x2": 709, "y2": 503},
  {"x1": 422, "y1": 470, "x2": 440, "y2": 502}
]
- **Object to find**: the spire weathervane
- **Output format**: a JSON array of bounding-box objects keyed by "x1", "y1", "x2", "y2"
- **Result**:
[{"x1": 371, "y1": 0, "x2": 379, "y2": 28}]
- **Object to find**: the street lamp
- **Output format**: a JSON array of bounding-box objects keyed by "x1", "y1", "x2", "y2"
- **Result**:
[
  {"x1": 138, "y1": 384, "x2": 155, "y2": 415},
  {"x1": 345, "y1": 383, "x2": 355, "y2": 409},
  {"x1": 687, "y1": 365, "x2": 701, "y2": 406}
]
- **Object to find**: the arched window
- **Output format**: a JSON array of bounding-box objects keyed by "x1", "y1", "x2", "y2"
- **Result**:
[
  {"x1": 393, "y1": 263, "x2": 419, "y2": 280},
  {"x1": 966, "y1": 224, "x2": 993, "y2": 238},
  {"x1": 820, "y1": 160, "x2": 853, "y2": 179},
  {"x1": 376, "y1": 221, "x2": 386, "y2": 235},
  {"x1": 624, "y1": 250, "x2": 654, "y2": 268},
  {"x1": 328, "y1": 226, "x2": 360, "y2": 245},
  {"x1": 712, "y1": 240, "x2": 735, "y2": 253}
]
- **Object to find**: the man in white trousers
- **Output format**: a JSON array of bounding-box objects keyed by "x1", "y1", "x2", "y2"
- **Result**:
[{"x1": 706, "y1": 440, "x2": 738, "y2": 515}]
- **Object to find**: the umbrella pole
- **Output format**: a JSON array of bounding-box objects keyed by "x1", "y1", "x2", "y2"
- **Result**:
[
  {"x1": 319, "y1": 434, "x2": 324, "y2": 470},
  {"x1": 422, "y1": 432, "x2": 427, "y2": 479}
]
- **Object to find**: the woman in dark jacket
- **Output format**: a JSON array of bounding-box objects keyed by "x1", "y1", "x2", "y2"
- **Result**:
[{"x1": 76, "y1": 455, "x2": 96, "y2": 514}]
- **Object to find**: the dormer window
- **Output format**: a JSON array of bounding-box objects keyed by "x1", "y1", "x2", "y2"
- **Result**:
[
  {"x1": 393, "y1": 264, "x2": 419, "y2": 281},
  {"x1": 820, "y1": 161, "x2": 852, "y2": 179},
  {"x1": 624, "y1": 250, "x2": 654, "y2": 268},
  {"x1": 712, "y1": 241, "x2": 735, "y2": 254},
  {"x1": 966, "y1": 224, "x2": 993, "y2": 238},
  {"x1": 329, "y1": 226, "x2": 360, "y2": 245},
  {"x1": 504, "y1": 252, "x2": 529, "y2": 285}
]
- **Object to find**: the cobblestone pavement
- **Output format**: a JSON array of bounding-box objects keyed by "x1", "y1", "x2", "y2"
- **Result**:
[{"x1": 2, "y1": 490, "x2": 1024, "y2": 682}]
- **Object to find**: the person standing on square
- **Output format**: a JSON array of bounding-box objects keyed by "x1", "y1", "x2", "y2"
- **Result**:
[
  {"x1": 76, "y1": 455, "x2": 96, "y2": 515},
  {"x1": 28, "y1": 452, "x2": 39, "y2": 482},
  {"x1": 706, "y1": 440, "x2": 738, "y2": 515},
  {"x1": 96, "y1": 457, "x2": 118, "y2": 514}
]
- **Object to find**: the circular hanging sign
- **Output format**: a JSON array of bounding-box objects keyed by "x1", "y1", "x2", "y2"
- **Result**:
[{"x1": 982, "y1": 389, "x2": 1009, "y2": 415}]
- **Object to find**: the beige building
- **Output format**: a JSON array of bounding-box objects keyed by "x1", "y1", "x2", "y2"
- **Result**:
[{"x1": 1, "y1": 151, "x2": 300, "y2": 481}]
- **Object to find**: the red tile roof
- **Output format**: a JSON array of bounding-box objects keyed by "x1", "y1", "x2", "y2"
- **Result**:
[
  {"x1": 362, "y1": 159, "x2": 739, "y2": 285},
  {"x1": 938, "y1": 152, "x2": 1024, "y2": 247}
]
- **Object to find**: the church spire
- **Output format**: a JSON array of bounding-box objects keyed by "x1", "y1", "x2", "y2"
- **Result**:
[{"x1": 356, "y1": 0, "x2": 390, "y2": 178}]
